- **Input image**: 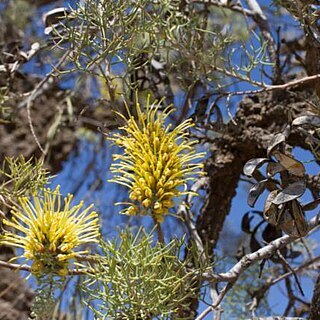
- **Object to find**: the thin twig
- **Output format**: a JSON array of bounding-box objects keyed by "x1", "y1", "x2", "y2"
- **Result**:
[
  {"x1": 273, "y1": 258, "x2": 320, "y2": 287},
  {"x1": 277, "y1": 250, "x2": 305, "y2": 297},
  {"x1": 204, "y1": 211, "x2": 320, "y2": 283},
  {"x1": 0, "y1": 260, "x2": 31, "y2": 272},
  {"x1": 220, "y1": 73, "x2": 320, "y2": 96},
  {"x1": 249, "y1": 255, "x2": 320, "y2": 312},
  {"x1": 153, "y1": 216, "x2": 165, "y2": 244},
  {"x1": 190, "y1": 0, "x2": 255, "y2": 17},
  {"x1": 0, "y1": 260, "x2": 93, "y2": 276},
  {"x1": 24, "y1": 50, "x2": 70, "y2": 155},
  {"x1": 196, "y1": 283, "x2": 233, "y2": 320}
]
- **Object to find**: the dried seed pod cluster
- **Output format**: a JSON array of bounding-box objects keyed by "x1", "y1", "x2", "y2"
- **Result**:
[{"x1": 243, "y1": 115, "x2": 320, "y2": 238}]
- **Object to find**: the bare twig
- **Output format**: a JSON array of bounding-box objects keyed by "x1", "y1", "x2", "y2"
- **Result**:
[
  {"x1": 204, "y1": 212, "x2": 320, "y2": 283},
  {"x1": 0, "y1": 259, "x2": 93, "y2": 276},
  {"x1": 245, "y1": 0, "x2": 279, "y2": 82},
  {"x1": 196, "y1": 283, "x2": 233, "y2": 320},
  {"x1": 277, "y1": 250, "x2": 304, "y2": 297},
  {"x1": 210, "y1": 285, "x2": 223, "y2": 320},
  {"x1": 204, "y1": 65, "x2": 320, "y2": 97},
  {"x1": 190, "y1": 0, "x2": 255, "y2": 17},
  {"x1": 247, "y1": 255, "x2": 319, "y2": 312},
  {"x1": 221, "y1": 73, "x2": 320, "y2": 96},
  {"x1": 178, "y1": 177, "x2": 209, "y2": 259},
  {"x1": 0, "y1": 260, "x2": 31, "y2": 272},
  {"x1": 23, "y1": 50, "x2": 70, "y2": 155},
  {"x1": 270, "y1": 256, "x2": 320, "y2": 287}
]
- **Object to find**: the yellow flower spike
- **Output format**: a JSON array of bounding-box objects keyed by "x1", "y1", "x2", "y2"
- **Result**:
[
  {"x1": 57, "y1": 268, "x2": 68, "y2": 277},
  {"x1": 142, "y1": 199, "x2": 152, "y2": 208},
  {"x1": 126, "y1": 205, "x2": 138, "y2": 215},
  {"x1": 109, "y1": 95, "x2": 205, "y2": 223},
  {"x1": 0, "y1": 186, "x2": 100, "y2": 276}
]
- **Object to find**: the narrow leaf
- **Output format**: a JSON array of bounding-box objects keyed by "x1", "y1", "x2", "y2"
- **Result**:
[
  {"x1": 302, "y1": 198, "x2": 320, "y2": 211},
  {"x1": 241, "y1": 212, "x2": 253, "y2": 234}
]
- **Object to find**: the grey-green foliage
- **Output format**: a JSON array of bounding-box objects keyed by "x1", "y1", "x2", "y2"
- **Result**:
[
  {"x1": 30, "y1": 275, "x2": 66, "y2": 320},
  {"x1": 81, "y1": 228, "x2": 205, "y2": 319},
  {"x1": 50, "y1": 0, "x2": 235, "y2": 89},
  {"x1": 46, "y1": 0, "x2": 273, "y2": 102},
  {"x1": 0, "y1": 156, "x2": 50, "y2": 201}
]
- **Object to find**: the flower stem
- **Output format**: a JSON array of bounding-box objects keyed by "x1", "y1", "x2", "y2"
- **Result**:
[{"x1": 153, "y1": 217, "x2": 165, "y2": 244}]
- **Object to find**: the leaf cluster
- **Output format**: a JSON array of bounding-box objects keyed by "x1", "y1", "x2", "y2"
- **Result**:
[
  {"x1": 0, "y1": 155, "x2": 50, "y2": 202},
  {"x1": 44, "y1": 0, "x2": 234, "y2": 91},
  {"x1": 30, "y1": 274, "x2": 65, "y2": 320},
  {"x1": 81, "y1": 228, "x2": 204, "y2": 319},
  {"x1": 243, "y1": 115, "x2": 320, "y2": 238}
]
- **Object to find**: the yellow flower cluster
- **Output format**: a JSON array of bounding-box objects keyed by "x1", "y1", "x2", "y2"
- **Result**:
[
  {"x1": 109, "y1": 97, "x2": 205, "y2": 222},
  {"x1": 0, "y1": 186, "x2": 100, "y2": 275}
]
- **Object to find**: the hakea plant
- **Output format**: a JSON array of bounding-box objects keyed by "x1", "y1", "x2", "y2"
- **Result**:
[
  {"x1": 82, "y1": 228, "x2": 202, "y2": 319},
  {"x1": 0, "y1": 186, "x2": 100, "y2": 276},
  {"x1": 109, "y1": 96, "x2": 205, "y2": 223}
]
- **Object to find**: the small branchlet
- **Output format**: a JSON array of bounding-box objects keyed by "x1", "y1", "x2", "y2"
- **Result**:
[{"x1": 0, "y1": 156, "x2": 50, "y2": 202}]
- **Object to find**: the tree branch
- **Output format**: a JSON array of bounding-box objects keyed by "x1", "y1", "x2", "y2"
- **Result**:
[
  {"x1": 196, "y1": 213, "x2": 320, "y2": 318},
  {"x1": 245, "y1": 0, "x2": 279, "y2": 82},
  {"x1": 203, "y1": 212, "x2": 320, "y2": 283},
  {"x1": 0, "y1": 255, "x2": 98, "y2": 276},
  {"x1": 190, "y1": 0, "x2": 256, "y2": 17}
]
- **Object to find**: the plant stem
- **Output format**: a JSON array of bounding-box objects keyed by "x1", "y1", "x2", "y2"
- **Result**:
[{"x1": 153, "y1": 217, "x2": 165, "y2": 244}]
